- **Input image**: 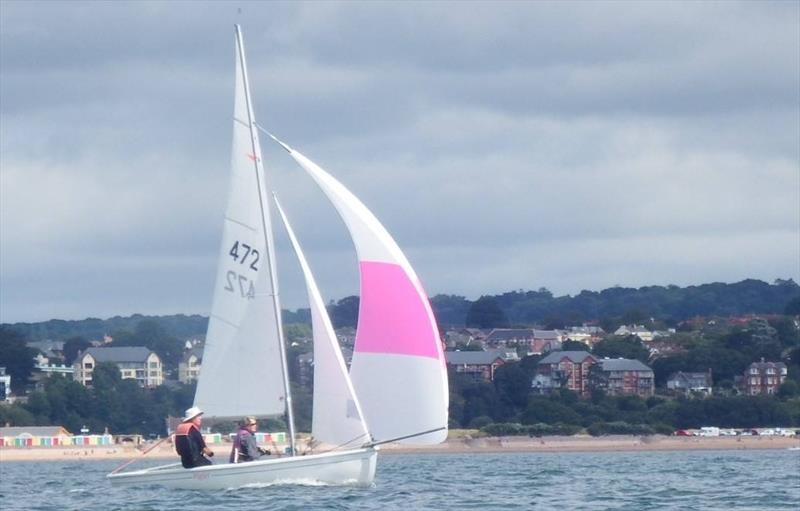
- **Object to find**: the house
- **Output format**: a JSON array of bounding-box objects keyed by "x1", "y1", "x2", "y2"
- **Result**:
[
  {"x1": 73, "y1": 347, "x2": 164, "y2": 388},
  {"x1": 0, "y1": 367, "x2": 10, "y2": 401},
  {"x1": 648, "y1": 340, "x2": 687, "y2": 360},
  {"x1": 563, "y1": 326, "x2": 605, "y2": 347},
  {"x1": 446, "y1": 350, "x2": 507, "y2": 382},
  {"x1": 743, "y1": 359, "x2": 787, "y2": 395},
  {"x1": 666, "y1": 371, "x2": 713, "y2": 396},
  {"x1": 444, "y1": 328, "x2": 488, "y2": 350},
  {"x1": 590, "y1": 358, "x2": 655, "y2": 397},
  {"x1": 484, "y1": 328, "x2": 535, "y2": 348},
  {"x1": 31, "y1": 362, "x2": 75, "y2": 391},
  {"x1": 535, "y1": 351, "x2": 597, "y2": 397},
  {"x1": 530, "y1": 330, "x2": 563, "y2": 355},
  {"x1": 485, "y1": 328, "x2": 562, "y2": 354},
  {"x1": 614, "y1": 325, "x2": 654, "y2": 342},
  {"x1": 178, "y1": 347, "x2": 203, "y2": 384},
  {"x1": 27, "y1": 340, "x2": 65, "y2": 360},
  {"x1": 296, "y1": 352, "x2": 314, "y2": 386}
]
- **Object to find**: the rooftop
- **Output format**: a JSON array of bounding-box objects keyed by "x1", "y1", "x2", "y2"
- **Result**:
[
  {"x1": 79, "y1": 346, "x2": 154, "y2": 363},
  {"x1": 597, "y1": 358, "x2": 653, "y2": 372},
  {"x1": 446, "y1": 350, "x2": 507, "y2": 365},
  {"x1": 539, "y1": 351, "x2": 596, "y2": 365}
]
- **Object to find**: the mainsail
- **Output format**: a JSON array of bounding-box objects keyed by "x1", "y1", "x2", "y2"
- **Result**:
[
  {"x1": 271, "y1": 141, "x2": 449, "y2": 445},
  {"x1": 194, "y1": 27, "x2": 290, "y2": 420},
  {"x1": 274, "y1": 198, "x2": 370, "y2": 448}
]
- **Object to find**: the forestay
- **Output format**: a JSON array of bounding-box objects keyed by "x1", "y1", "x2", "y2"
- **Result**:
[
  {"x1": 194, "y1": 30, "x2": 287, "y2": 418},
  {"x1": 280, "y1": 146, "x2": 449, "y2": 444},
  {"x1": 274, "y1": 198, "x2": 370, "y2": 448}
]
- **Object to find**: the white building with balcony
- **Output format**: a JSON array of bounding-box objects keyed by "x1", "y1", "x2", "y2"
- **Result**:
[{"x1": 73, "y1": 347, "x2": 163, "y2": 388}]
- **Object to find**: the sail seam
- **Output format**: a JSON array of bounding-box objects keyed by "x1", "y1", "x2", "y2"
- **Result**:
[
  {"x1": 224, "y1": 216, "x2": 257, "y2": 232},
  {"x1": 209, "y1": 314, "x2": 239, "y2": 328}
]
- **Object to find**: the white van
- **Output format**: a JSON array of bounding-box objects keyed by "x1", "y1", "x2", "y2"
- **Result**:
[{"x1": 699, "y1": 427, "x2": 720, "y2": 437}]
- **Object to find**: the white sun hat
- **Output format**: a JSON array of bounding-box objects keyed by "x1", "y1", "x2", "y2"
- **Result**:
[{"x1": 183, "y1": 406, "x2": 204, "y2": 422}]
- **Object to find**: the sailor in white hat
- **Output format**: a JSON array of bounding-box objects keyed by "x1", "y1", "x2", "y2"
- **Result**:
[{"x1": 174, "y1": 406, "x2": 214, "y2": 468}]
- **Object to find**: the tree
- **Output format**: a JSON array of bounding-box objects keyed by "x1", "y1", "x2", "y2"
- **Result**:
[
  {"x1": 430, "y1": 295, "x2": 472, "y2": 327},
  {"x1": 466, "y1": 296, "x2": 509, "y2": 328},
  {"x1": 521, "y1": 396, "x2": 581, "y2": 425},
  {"x1": 110, "y1": 320, "x2": 184, "y2": 370},
  {"x1": 785, "y1": 295, "x2": 800, "y2": 316},
  {"x1": 62, "y1": 336, "x2": 91, "y2": 365},
  {"x1": 778, "y1": 380, "x2": 799, "y2": 399},
  {"x1": 0, "y1": 327, "x2": 37, "y2": 393},
  {"x1": 592, "y1": 335, "x2": 650, "y2": 363},
  {"x1": 493, "y1": 362, "x2": 533, "y2": 410},
  {"x1": 330, "y1": 296, "x2": 360, "y2": 328},
  {"x1": 562, "y1": 340, "x2": 590, "y2": 352}
]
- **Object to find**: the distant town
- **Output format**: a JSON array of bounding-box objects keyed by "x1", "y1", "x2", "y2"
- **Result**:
[{"x1": 1, "y1": 278, "x2": 798, "y2": 447}]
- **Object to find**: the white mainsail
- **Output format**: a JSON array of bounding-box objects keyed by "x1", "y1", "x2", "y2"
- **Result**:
[
  {"x1": 274, "y1": 198, "x2": 370, "y2": 449},
  {"x1": 271, "y1": 142, "x2": 449, "y2": 445},
  {"x1": 194, "y1": 27, "x2": 289, "y2": 419}
]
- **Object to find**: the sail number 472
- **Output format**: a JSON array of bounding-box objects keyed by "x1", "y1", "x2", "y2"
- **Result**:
[
  {"x1": 224, "y1": 241, "x2": 259, "y2": 299},
  {"x1": 229, "y1": 241, "x2": 259, "y2": 270}
]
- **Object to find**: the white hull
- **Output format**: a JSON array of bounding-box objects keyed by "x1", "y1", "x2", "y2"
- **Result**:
[{"x1": 107, "y1": 447, "x2": 378, "y2": 490}]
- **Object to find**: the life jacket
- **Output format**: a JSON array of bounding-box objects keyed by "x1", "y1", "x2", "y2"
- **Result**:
[
  {"x1": 175, "y1": 422, "x2": 197, "y2": 437},
  {"x1": 174, "y1": 422, "x2": 202, "y2": 467},
  {"x1": 229, "y1": 427, "x2": 250, "y2": 463}
]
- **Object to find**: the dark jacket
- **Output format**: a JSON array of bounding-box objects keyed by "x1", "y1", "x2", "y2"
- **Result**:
[{"x1": 175, "y1": 422, "x2": 212, "y2": 469}]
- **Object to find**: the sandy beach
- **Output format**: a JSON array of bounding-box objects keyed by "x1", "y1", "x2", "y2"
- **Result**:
[{"x1": 1, "y1": 435, "x2": 798, "y2": 463}]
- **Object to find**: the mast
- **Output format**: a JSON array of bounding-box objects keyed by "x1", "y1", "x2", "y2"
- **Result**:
[{"x1": 234, "y1": 24, "x2": 297, "y2": 455}]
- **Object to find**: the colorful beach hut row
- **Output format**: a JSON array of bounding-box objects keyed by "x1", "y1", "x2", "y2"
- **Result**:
[
  {"x1": 0, "y1": 434, "x2": 114, "y2": 448},
  {"x1": 202, "y1": 433, "x2": 223, "y2": 445},
  {"x1": 224, "y1": 432, "x2": 287, "y2": 444}
]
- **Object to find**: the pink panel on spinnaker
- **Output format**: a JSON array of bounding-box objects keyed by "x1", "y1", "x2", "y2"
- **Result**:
[{"x1": 355, "y1": 261, "x2": 440, "y2": 360}]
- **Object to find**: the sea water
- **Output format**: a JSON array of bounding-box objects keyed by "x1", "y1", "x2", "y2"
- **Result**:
[{"x1": 1, "y1": 450, "x2": 798, "y2": 510}]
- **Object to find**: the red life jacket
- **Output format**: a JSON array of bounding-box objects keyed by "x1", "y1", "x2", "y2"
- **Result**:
[{"x1": 175, "y1": 422, "x2": 197, "y2": 437}]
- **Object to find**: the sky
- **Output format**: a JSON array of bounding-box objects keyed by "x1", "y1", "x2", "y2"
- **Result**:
[{"x1": 1, "y1": 1, "x2": 798, "y2": 323}]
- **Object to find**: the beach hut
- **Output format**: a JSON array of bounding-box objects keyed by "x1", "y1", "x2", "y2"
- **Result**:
[{"x1": 0, "y1": 426, "x2": 73, "y2": 448}]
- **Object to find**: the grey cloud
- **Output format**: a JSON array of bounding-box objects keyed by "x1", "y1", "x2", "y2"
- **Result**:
[{"x1": 1, "y1": 1, "x2": 798, "y2": 322}]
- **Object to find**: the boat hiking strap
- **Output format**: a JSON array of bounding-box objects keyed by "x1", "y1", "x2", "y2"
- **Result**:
[
  {"x1": 365, "y1": 426, "x2": 447, "y2": 448},
  {"x1": 110, "y1": 435, "x2": 171, "y2": 475}
]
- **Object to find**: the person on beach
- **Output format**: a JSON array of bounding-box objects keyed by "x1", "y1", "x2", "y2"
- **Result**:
[
  {"x1": 230, "y1": 416, "x2": 270, "y2": 463},
  {"x1": 175, "y1": 406, "x2": 214, "y2": 468}
]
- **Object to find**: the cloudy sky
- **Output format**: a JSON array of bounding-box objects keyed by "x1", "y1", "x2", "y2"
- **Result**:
[{"x1": 1, "y1": 1, "x2": 798, "y2": 323}]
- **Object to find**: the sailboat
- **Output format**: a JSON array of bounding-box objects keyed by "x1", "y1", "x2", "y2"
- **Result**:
[{"x1": 107, "y1": 25, "x2": 448, "y2": 489}]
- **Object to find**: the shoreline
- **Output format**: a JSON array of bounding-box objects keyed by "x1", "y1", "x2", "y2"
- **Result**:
[{"x1": 1, "y1": 435, "x2": 798, "y2": 462}]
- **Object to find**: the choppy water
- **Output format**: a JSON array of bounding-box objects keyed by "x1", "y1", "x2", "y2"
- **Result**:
[{"x1": 1, "y1": 450, "x2": 798, "y2": 510}]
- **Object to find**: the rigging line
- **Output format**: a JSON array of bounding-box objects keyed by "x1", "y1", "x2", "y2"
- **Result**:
[
  {"x1": 365, "y1": 426, "x2": 447, "y2": 448},
  {"x1": 110, "y1": 435, "x2": 171, "y2": 475},
  {"x1": 254, "y1": 123, "x2": 291, "y2": 153},
  {"x1": 309, "y1": 432, "x2": 371, "y2": 455}
]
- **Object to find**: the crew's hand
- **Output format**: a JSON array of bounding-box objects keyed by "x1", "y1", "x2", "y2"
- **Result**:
[
  {"x1": 258, "y1": 447, "x2": 271, "y2": 456},
  {"x1": 204, "y1": 448, "x2": 214, "y2": 457}
]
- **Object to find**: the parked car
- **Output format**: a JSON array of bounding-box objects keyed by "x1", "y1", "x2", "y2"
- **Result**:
[{"x1": 673, "y1": 429, "x2": 693, "y2": 437}]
